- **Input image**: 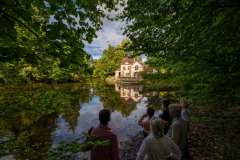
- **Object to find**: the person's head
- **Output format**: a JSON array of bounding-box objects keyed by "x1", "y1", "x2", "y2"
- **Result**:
[
  {"x1": 150, "y1": 118, "x2": 165, "y2": 138},
  {"x1": 147, "y1": 107, "x2": 155, "y2": 118},
  {"x1": 180, "y1": 98, "x2": 188, "y2": 109},
  {"x1": 168, "y1": 104, "x2": 181, "y2": 118},
  {"x1": 162, "y1": 98, "x2": 170, "y2": 110},
  {"x1": 99, "y1": 109, "x2": 111, "y2": 125}
]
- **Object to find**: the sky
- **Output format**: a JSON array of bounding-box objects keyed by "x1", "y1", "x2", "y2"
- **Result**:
[
  {"x1": 84, "y1": 2, "x2": 127, "y2": 60},
  {"x1": 49, "y1": 3, "x2": 127, "y2": 60},
  {"x1": 84, "y1": 17, "x2": 126, "y2": 59}
]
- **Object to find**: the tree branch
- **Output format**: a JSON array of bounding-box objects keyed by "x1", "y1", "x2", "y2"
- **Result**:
[{"x1": 0, "y1": 9, "x2": 41, "y2": 39}]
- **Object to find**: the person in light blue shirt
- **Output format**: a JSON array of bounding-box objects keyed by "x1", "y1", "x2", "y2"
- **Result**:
[{"x1": 136, "y1": 118, "x2": 181, "y2": 160}]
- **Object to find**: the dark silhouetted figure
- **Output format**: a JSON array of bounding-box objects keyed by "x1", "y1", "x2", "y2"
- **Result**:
[
  {"x1": 159, "y1": 98, "x2": 172, "y2": 134},
  {"x1": 90, "y1": 109, "x2": 120, "y2": 160}
]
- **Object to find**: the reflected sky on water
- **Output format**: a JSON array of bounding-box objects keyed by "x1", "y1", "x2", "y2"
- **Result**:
[
  {"x1": 52, "y1": 95, "x2": 148, "y2": 146},
  {"x1": 0, "y1": 83, "x2": 165, "y2": 159}
]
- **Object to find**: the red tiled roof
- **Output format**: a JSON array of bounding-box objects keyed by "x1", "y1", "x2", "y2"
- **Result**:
[{"x1": 122, "y1": 57, "x2": 135, "y2": 64}]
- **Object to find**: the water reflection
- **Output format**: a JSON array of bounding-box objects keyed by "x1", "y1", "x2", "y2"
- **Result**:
[
  {"x1": 0, "y1": 113, "x2": 57, "y2": 160},
  {"x1": 0, "y1": 82, "x2": 165, "y2": 159},
  {"x1": 115, "y1": 83, "x2": 144, "y2": 102},
  {"x1": 95, "y1": 83, "x2": 139, "y2": 117},
  {"x1": 52, "y1": 96, "x2": 147, "y2": 146},
  {"x1": 0, "y1": 83, "x2": 91, "y2": 159}
]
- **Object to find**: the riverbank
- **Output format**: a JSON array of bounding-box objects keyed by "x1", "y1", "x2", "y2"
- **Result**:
[
  {"x1": 120, "y1": 105, "x2": 240, "y2": 160},
  {"x1": 120, "y1": 124, "x2": 214, "y2": 160}
]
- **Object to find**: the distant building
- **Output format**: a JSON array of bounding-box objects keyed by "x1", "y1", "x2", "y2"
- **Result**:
[{"x1": 115, "y1": 57, "x2": 156, "y2": 80}]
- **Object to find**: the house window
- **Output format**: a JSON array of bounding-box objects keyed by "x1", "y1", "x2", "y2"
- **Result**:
[
  {"x1": 128, "y1": 66, "x2": 131, "y2": 70},
  {"x1": 123, "y1": 66, "x2": 126, "y2": 70},
  {"x1": 135, "y1": 65, "x2": 139, "y2": 70},
  {"x1": 135, "y1": 93, "x2": 139, "y2": 98}
]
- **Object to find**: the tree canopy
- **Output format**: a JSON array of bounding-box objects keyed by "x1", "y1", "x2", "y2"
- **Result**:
[
  {"x1": 93, "y1": 40, "x2": 128, "y2": 79},
  {"x1": 122, "y1": 0, "x2": 240, "y2": 105},
  {"x1": 0, "y1": 0, "x2": 117, "y2": 83}
]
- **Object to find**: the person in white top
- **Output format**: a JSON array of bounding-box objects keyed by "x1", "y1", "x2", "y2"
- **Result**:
[{"x1": 136, "y1": 118, "x2": 181, "y2": 160}]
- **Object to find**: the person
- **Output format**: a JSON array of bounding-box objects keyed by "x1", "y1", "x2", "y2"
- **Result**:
[
  {"x1": 138, "y1": 107, "x2": 155, "y2": 137},
  {"x1": 90, "y1": 109, "x2": 120, "y2": 160},
  {"x1": 180, "y1": 99, "x2": 190, "y2": 123},
  {"x1": 159, "y1": 98, "x2": 172, "y2": 134},
  {"x1": 168, "y1": 104, "x2": 188, "y2": 160},
  {"x1": 136, "y1": 118, "x2": 181, "y2": 160}
]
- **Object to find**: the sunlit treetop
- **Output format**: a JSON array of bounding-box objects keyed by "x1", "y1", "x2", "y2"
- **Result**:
[{"x1": 0, "y1": 0, "x2": 119, "y2": 82}]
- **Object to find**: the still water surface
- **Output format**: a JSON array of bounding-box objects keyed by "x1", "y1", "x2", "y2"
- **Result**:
[
  {"x1": 0, "y1": 82, "x2": 168, "y2": 159},
  {"x1": 53, "y1": 96, "x2": 147, "y2": 144}
]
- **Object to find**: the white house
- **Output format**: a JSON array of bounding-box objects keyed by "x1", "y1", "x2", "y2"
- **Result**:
[{"x1": 115, "y1": 57, "x2": 156, "y2": 80}]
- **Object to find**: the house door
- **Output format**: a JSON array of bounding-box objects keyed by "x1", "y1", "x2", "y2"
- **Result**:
[{"x1": 134, "y1": 72, "x2": 138, "y2": 78}]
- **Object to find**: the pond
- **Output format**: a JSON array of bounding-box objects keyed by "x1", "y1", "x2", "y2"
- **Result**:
[{"x1": 0, "y1": 82, "x2": 174, "y2": 160}]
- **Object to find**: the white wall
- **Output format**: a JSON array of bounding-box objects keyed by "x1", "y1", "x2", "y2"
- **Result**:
[{"x1": 117, "y1": 61, "x2": 144, "y2": 78}]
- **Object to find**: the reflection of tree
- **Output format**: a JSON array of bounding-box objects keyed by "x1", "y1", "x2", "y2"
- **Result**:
[
  {"x1": 78, "y1": 88, "x2": 92, "y2": 103},
  {"x1": 62, "y1": 104, "x2": 80, "y2": 132},
  {"x1": 52, "y1": 83, "x2": 92, "y2": 104},
  {"x1": 14, "y1": 114, "x2": 56, "y2": 160},
  {"x1": 120, "y1": 99, "x2": 138, "y2": 117},
  {"x1": 0, "y1": 83, "x2": 92, "y2": 159},
  {"x1": 146, "y1": 96, "x2": 162, "y2": 110},
  {"x1": 95, "y1": 83, "x2": 137, "y2": 117},
  {"x1": 0, "y1": 113, "x2": 56, "y2": 160},
  {"x1": 146, "y1": 94, "x2": 177, "y2": 111}
]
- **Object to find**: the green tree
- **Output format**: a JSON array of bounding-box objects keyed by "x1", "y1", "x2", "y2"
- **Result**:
[
  {"x1": 0, "y1": 0, "x2": 117, "y2": 83},
  {"x1": 122, "y1": 0, "x2": 240, "y2": 105},
  {"x1": 93, "y1": 40, "x2": 128, "y2": 79}
]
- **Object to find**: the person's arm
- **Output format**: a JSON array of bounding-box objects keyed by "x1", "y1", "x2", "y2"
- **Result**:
[
  {"x1": 138, "y1": 114, "x2": 147, "y2": 126},
  {"x1": 182, "y1": 110, "x2": 190, "y2": 122},
  {"x1": 112, "y1": 135, "x2": 120, "y2": 160},
  {"x1": 136, "y1": 138, "x2": 149, "y2": 160},
  {"x1": 88, "y1": 127, "x2": 94, "y2": 135}
]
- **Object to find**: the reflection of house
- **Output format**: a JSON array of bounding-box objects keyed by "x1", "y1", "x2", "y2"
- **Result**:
[
  {"x1": 115, "y1": 58, "x2": 156, "y2": 80},
  {"x1": 115, "y1": 84, "x2": 143, "y2": 102}
]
